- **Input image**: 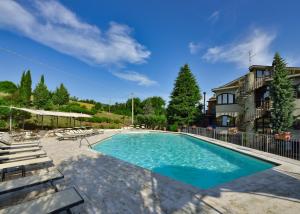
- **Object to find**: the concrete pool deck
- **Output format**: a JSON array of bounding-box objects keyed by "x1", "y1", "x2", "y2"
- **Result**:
[{"x1": 40, "y1": 130, "x2": 300, "y2": 214}]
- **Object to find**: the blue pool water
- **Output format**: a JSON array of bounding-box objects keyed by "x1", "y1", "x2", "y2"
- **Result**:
[{"x1": 93, "y1": 133, "x2": 275, "y2": 189}]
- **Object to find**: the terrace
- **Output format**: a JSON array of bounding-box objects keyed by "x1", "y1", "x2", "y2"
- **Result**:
[{"x1": 22, "y1": 130, "x2": 300, "y2": 213}]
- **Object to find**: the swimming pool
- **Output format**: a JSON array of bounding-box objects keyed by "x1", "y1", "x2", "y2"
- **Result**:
[{"x1": 93, "y1": 132, "x2": 275, "y2": 189}]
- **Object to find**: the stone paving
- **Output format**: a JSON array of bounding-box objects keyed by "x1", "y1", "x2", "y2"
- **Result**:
[{"x1": 40, "y1": 130, "x2": 300, "y2": 214}]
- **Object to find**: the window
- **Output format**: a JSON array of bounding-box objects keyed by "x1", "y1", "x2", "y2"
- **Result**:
[
  {"x1": 217, "y1": 115, "x2": 235, "y2": 127},
  {"x1": 256, "y1": 70, "x2": 263, "y2": 78},
  {"x1": 217, "y1": 95, "x2": 222, "y2": 104},
  {"x1": 217, "y1": 93, "x2": 235, "y2": 104},
  {"x1": 256, "y1": 70, "x2": 272, "y2": 78}
]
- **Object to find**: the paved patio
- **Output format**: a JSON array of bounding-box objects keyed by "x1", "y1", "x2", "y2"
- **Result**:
[{"x1": 40, "y1": 130, "x2": 300, "y2": 214}]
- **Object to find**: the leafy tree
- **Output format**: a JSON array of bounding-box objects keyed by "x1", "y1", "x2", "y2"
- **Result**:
[
  {"x1": 167, "y1": 64, "x2": 202, "y2": 126},
  {"x1": 126, "y1": 97, "x2": 143, "y2": 115},
  {"x1": 18, "y1": 70, "x2": 32, "y2": 106},
  {"x1": 142, "y1": 99, "x2": 154, "y2": 115},
  {"x1": 33, "y1": 75, "x2": 51, "y2": 109},
  {"x1": 270, "y1": 53, "x2": 295, "y2": 133},
  {"x1": 0, "y1": 81, "x2": 17, "y2": 94},
  {"x1": 52, "y1": 83, "x2": 70, "y2": 106},
  {"x1": 142, "y1": 96, "x2": 165, "y2": 115}
]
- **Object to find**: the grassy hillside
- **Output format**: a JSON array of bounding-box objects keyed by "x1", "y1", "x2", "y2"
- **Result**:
[{"x1": 70, "y1": 100, "x2": 95, "y2": 110}]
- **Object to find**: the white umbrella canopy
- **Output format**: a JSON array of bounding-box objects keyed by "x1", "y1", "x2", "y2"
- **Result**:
[{"x1": 0, "y1": 106, "x2": 92, "y2": 131}]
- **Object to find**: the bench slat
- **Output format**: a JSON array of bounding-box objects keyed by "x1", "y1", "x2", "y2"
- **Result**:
[
  {"x1": 0, "y1": 157, "x2": 52, "y2": 171},
  {"x1": 0, "y1": 151, "x2": 46, "y2": 161},
  {"x1": 0, "y1": 188, "x2": 84, "y2": 214},
  {"x1": 0, "y1": 147, "x2": 41, "y2": 155},
  {"x1": 0, "y1": 144, "x2": 40, "y2": 150},
  {"x1": 0, "y1": 169, "x2": 64, "y2": 195}
]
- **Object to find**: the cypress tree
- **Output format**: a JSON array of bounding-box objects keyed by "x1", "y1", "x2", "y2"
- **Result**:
[
  {"x1": 52, "y1": 83, "x2": 70, "y2": 106},
  {"x1": 33, "y1": 75, "x2": 50, "y2": 109},
  {"x1": 25, "y1": 70, "x2": 32, "y2": 102},
  {"x1": 167, "y1": 64, "x2": 201, "y2": 126},
  {"x1": 270, "y1": 53, "x2": 295, "y2": 133},
  {"x1": 18, "y1": 70, "x2": 32, "y2": 106}
]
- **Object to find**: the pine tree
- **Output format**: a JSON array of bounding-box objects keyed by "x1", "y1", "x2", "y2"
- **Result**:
[
  {"x1": 167, "y1": 64, "x2": 201, "y2": 126},
  {"x1": 33, "y1": 75, "x2": 50, "y2": 109},
  {"x1": 270, "y1": 53, "x2": 295, "y2": 133},
  {"x1": 52, "y1": 83, "x2": 70, "y2": 106}
]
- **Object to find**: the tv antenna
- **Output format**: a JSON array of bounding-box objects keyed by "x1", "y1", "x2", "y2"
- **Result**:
[{"x1": 248, "y1": 50, "x2": 256, "y2": 67}]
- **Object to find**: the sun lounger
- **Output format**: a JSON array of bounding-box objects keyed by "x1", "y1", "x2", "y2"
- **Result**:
[
  {"x1": 10, "y1": 140, "x2": 40, "y2": 145},
  {"x1": 0, "y1": 169, "x2": 64, "y2": 195},
  {"x1": 0, "y1": 187, "x2": 84, "y2": 214},
  {"x1": 0, "y1": 157, "x2": 52, "y2": 181},
  {"x1": 0, "y1": 150, "x2": 46, "y2": 162},
  {"x1": 56, "y1": 133, "x2": 78, "y2": 141},
  {"x1": 0, "y1": 147, "x2": 41, "y2": 155}
]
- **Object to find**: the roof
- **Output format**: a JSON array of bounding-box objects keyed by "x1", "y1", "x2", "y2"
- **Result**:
[
  {"x1": 212, "y1": 74, "x2": 246, "y2": 92},
  {"x1": 212, "y1": 65, "x2": 300, "y2": 92},
  {"x1": 11, "y1": 107, "x2": 92, "y2": 118}
]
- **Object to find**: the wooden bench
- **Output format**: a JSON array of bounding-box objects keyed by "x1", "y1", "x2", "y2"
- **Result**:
[{"x1": 0, "y1": 187, "x2": 84, "y2": 214}]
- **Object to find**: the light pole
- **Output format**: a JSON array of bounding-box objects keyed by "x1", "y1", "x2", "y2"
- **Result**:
[
  {"x1": 131, "y1": 93, "x2": 134, "y2": 125},
  {"x1": 203, "y1": 92, "x2": 206, "y2": 114}
]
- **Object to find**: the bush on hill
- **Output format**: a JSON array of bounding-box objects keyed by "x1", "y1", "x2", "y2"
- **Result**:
[{"x1": 0, "y1": 81, "x2": 17, "y2": 94}]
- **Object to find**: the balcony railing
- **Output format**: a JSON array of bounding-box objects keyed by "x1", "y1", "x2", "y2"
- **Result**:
[
  {"x1": 182, "y1": 127, "x2": 300, "y2": 160},
  {"x1": 254, "y1": 77, "x2": 265, "y2": 89}
]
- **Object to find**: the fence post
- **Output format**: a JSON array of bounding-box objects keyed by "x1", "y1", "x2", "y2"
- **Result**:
[
  {"x1": 241, "y1": 133, "x2": 244, "y2": 146},
  {"x1": 266, "y1": 135, "x2": 269, "y2": 153}
]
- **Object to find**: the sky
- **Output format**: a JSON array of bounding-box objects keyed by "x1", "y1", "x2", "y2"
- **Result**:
[{"x1": 0, "y1": 0, "x2": 300, "y2": 104}]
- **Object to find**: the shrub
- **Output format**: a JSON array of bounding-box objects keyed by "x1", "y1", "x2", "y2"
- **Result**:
[
  {"x1": 136, "y1": 114, "x2": 167, "y2": 129},
  {"x1": 169, "y1": 124, "x2": 178, "y2": 132},
  {"x1": 0, "y1": 81, "x2": 17, "y2": 94}
]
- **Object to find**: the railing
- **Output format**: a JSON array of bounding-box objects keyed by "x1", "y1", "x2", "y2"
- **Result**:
[
  {"x1": 254, "y1": 77, "x2": 265, "y2": 89},
  {"x1": 182, "y1": 127, "x2": 300, "y2": 160},
  {"x1": 244, "y1": 108, "x2": 266, "y2": 122}
]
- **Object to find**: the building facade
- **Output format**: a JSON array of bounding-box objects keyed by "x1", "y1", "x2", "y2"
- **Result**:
[{"x1": 212, "y1": 65, "x2": 300, "y2": 134}]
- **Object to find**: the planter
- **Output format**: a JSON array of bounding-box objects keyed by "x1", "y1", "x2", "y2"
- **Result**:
[
  {"x1": 274, "y1": 132, "x2": 291, "y2": 141},
  {"x1": 206, "y1": 126, "x2": 213, "y2": 131},
  {"x1": 228, "y1": 127, "x2": 238, "y2": 135}
]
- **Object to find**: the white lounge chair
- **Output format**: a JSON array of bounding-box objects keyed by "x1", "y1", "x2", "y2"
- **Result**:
[
  {"x1": 55, "y1": 133, "x2": 78, "y2": 141},
  {"x1": 0, "y1": 187, "x2": 84, "y2": 214}
]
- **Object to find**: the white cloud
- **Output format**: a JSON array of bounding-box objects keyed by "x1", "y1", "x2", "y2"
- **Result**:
[
  {"x1": 0, "y1": 0, "x2": 150, "y2": 66},
  {"x1": 188, "y1": 42, "x2": 202, "y2": 54},
  {"x1": 112, "y1": 71, "x2": 157, "y2": 86},
  {"x1": 208, "y1": 11, "x2": 220, "y2": 23},
  {"x1": 202, "y1": 29, "x2": 276, "y2": 68}
]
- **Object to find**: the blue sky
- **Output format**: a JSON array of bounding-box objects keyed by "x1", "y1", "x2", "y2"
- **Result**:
[{"x1": 0, "y1": 0, "x2": 300, "y2": 104}]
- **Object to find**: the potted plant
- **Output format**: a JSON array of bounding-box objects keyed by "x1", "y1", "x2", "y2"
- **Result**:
[{"x1": 274, "y1": 132, "x2": 291, "y2": 141}]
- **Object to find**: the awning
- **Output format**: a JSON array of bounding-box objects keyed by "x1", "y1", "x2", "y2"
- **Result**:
[
  {"x1": 11, "y1": 107, "x2": 92, "y2": 118},
  {"x1": 216, "y1": 112, "x2": 239, "y2": 117}
]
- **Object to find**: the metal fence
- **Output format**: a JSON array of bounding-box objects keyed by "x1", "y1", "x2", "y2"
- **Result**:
[{"x1": 182, "y1": 127, "x2": 300, "y2": 160}]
